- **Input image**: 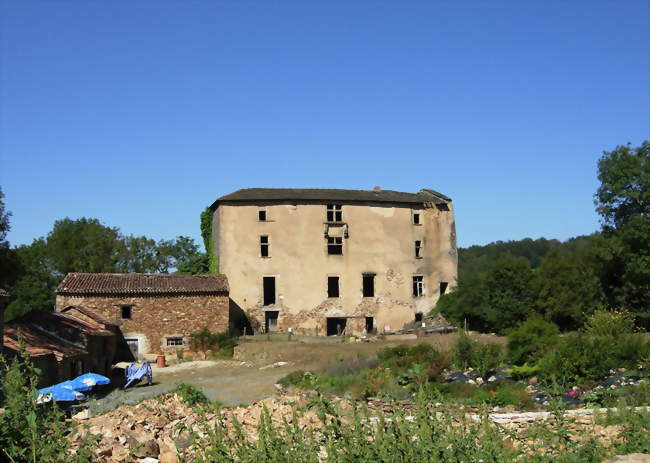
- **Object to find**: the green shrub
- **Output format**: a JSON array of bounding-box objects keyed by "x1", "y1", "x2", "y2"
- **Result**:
[
  {"x1": 190, "y1": 327, "x2": 237, "y2": 358},
  {"x1": 584, "y1": 310, "x2": 636, "y2": 337},
  {"x1": 507, "y1": 316, "x2": 560, "y2": 365},
  {"x1": 0, "y1": 345, "x2": 95, "y2": 462},
  {"x1": 510, "y1": 363, "x2": 541, "y2": 380},
  {"x1": 452, "y1": 331, "x2": 475, "y2": 370},
  {"x1": 278, "y1": 370, "x2": 317, "y2": 389},
  {"x1": 173, "y1": 383, "x2": 209, "y2": 406}
]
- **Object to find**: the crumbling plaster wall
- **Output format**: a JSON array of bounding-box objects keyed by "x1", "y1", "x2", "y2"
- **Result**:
[
  {"x1": 55, "y1": 294, "x2": 229, "y2": 356},
  {"x1": 215, "y1": 200, "x2": 457, "y2": 335}
]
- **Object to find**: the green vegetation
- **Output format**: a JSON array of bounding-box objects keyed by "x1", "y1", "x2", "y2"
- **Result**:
[
  {"x1": 173, "y1": 382, "x2": 210, "y2": 406},
  {"x1": 200, "y1": 206, "x2": 218, "y2": 274},
  {"x1": 0, "y1": 343, "x2": 95, "y2": 462},
  {"x1": 190, "y1": 326, "x2": 238, "y2": 359},
  {"x1": 438, "y1": 140, "x2": 649, "y2": 333},
  {"x1": 186, "y1": 390, "x2": 650, "y2": 462},
  {"x1": 506, "y1": 316, "x2": 560, "y2": 366},
  {"x1": 1, "y1": 215, "x2": 207, "y2": 321}
]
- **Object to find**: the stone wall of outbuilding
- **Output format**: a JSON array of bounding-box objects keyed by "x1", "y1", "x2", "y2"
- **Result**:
[{"x1": 55, "y1": 294, "x2": 229, "y2": 358}]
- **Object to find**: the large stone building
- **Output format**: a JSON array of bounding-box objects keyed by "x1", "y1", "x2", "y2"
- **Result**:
[
  {"x1": 55, "y1": 273, "x2": 229, "y2": 358},
  {"x1": 210, "y1": 187, "x2": 457, "y2": 336}
]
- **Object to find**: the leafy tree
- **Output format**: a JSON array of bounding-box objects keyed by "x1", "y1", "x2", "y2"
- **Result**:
[
  {"x1": 46, "y1": 217, "x2": 121, "y2": 276},
  {"x1": 507, "y1": 316, "x2": 560, "y2": 365},
  {"x1": 176, "y1": 252, "x2": 210, "y2": 274},
  {"x1": 530, "y1": 249, "x2": 605, "y2": 330},
  {"x1": 4, "y1": 239, "x2": 59, "y2": 321},
  {"x1": 0, "y1": 186, "x2": 16, "y2": 289},
  {"x1": 594, "y1": 141, "x2": 650, "y2": 326}
]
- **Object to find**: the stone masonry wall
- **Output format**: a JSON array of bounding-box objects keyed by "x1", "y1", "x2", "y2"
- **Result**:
[{"x1": 56, "y1": 294, "x2": 229, "y2": 357}]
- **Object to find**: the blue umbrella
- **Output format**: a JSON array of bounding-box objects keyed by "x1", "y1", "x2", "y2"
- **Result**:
[
  {"x1": 67, "y1": 373, "x2": 110, "y2": 391},
  {"x1": 37, "y1": 385, "x2": 86, "y2": 403}
]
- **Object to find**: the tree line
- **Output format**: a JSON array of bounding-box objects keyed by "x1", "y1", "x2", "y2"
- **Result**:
[
  {"x1": 437, "y1": 141, "x2": 649, "y2": 333},
  {"x1": 0, "y1": 203, "x2": 209, "y2": 321}
]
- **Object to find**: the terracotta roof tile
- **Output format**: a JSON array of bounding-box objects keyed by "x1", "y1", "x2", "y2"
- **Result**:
[
  {"x1": 60, "y1": 305, "x2": 117, "y2": 326},
  {"x1": 56, "y1": 273, "x2": 229, "y2": 296},
  {"x1": 3, "y1": 324, "x2": 87, "y2": 361}
]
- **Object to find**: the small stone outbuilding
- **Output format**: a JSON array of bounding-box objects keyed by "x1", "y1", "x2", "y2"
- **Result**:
[{"x1": 55, "y1": 273, "x2": 230, "y2": 359}]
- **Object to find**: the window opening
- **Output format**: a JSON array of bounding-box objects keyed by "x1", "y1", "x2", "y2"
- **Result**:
[
  {"x1": 415, "y1": 313, "x2": 423, "y2": 322},
  {"x1": 121, "y1": 305, "x2": 132, "y2": 320},
  {"x1": 412, "y1": 212, "x2": 421, "y2": 225},
  {"x1": 365, "y1": 317, "x2": 374, "y2": 334},
  {"x1": 415, "y1": 240, "x2": 422, "y2": 258},
  {"x1": 327, "y1": 204, "x2": 342, "y2": 222},
  {"x1": 166, "y1": 337, "x2": 184, "y2": 347},
  {"x1": 440, "y1": 281, "x2": 449, "y2": 295},
  {"x1": 327, "y1": 237, "x2": 343, "y2": 254},
  {"x1": 263, "y1": 277, "x2": 276, "y2": 306},
  {"x1": 412, "y1": 276, "x2": 424, "y2": 297},
  {"x1": 362, "y1": 274, "x2": 375, "y2": 297},
  {"x1": 260, "y1": 235, "x2": 270, "y2": 257},
  {"x1": 258, "y1": 210, "x2": 267, "y2": 221},
  {"x1": 328, "y1": 276, "x2": 340, "y2": 298}
]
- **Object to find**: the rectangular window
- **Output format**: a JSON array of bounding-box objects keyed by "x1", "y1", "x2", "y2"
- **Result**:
[
  {"x1": 412, "y1": 212, "x2": 421, "y2": 225},
  {"x1": 260, "y1": 235, "x2": 269, "y2": 257},
  {"x1": 258, "y1": 210, "x2": 267, "y2": 221},
  {"x1": 415, "y1": 240, "x2": 422, "y2": 258},
  {"x1": 120, "y1": 305, "x2": 132, "y2": 320},
  {"x1": 440, "y1": 281, "x2": 449, "y2": 295},
  {"x1": 412, "y1": 276, "x2": 424, "y2": 297},
  {"x1": 362, "y1": 274, "x2": 375, "y2": 297},
  {"x1": 326, "y1": 204, "x2": 342, "y2": 222},
  {"x1": 327, "y1": 276, "x2": 340, "y2": 298},
  {"x1": 263, "y1": 276, "x2": 276, "y2": 306},
  {"x1": 327, "y1": 237, "x2": 343, "y2": 255},
  {"x1": 166, "y1": 337, "x2": 184, "y2": 347}
]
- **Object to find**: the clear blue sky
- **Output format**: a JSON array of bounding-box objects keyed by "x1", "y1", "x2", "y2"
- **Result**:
[{"x1": 1, "y1": 1, "x2": 648, "y2": 250}]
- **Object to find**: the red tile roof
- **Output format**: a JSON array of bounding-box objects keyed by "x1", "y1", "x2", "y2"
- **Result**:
[
  {"x1": 3, "y1": 324, "x2": 87, "y2": 361},
  {"x1": 51, "y1": 312, "x2": 113, "y2": 336},
  {"x1": 56, "y1": 273, "x2": 229, "y2": 296},
  {"x1": 59, "y1": 305, "x2": 116, "y2": 327}
]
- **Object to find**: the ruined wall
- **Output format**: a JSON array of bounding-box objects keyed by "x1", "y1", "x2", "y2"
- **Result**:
[
  {"x1": 55, "y1": 294, "x2": 229, "y2": 357},
  {"x1": 215, "y1": 201, "x2": 457, "y2": 335}
]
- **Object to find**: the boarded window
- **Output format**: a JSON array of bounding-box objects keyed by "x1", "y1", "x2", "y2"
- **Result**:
[
  {"x1": 259, "y1": 210, "x2": 267, "y2": 221},
  {"x1": 327, "y1": 237, "x2": 343, "y2": 254},
  {"x1": 412, "y1": 276, "x2": 424, "y2": 297},
  {"x1": 166, "y1": 337, "x2": 184, "y2": 346},
  {"x1": 327, "y1": 204, "x2": 342, "y2": 222},
  {"x1": 415, "y1": 240, "x2": 422, "y2": 258},
  {"x1": 328, "y1": 276, "x2": 340, "y2": 298},
  {"x1": 412, "y1": 212, "x2": 421, "y2": 225},
  {"x1": 121, "y1": 305, "x2": 132, "y2": 320},
  {"x1": 260, "y1": 235, "x2": 269, "y2": 257},
  {"x1": 362, "y1": 274, "x2": 375, "y2": 297}
]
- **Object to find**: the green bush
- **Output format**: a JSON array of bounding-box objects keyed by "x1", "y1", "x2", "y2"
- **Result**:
[
  {"x1": 190, "y1": 327, "x2": 237, "y2": 358},
  {"x1": 452, "y1": 331, "x2": 475, "y2": 370},
  {"x1": 507, "y1": 316, "x2": 560, "y2": 365},
  {"x1": 584, "y1": 309, "x2": 637, "y2": 337},
  {"x1": 173, "y1": 383, "x2": 209, "y2": 406},
  {"x1": 510, "y1": 363, "x2": 541, "y2": 380},
  {"x1": 0, "y1": 345, "x2": 95, "y2": 462},
  {"x1": 452, "y1": 332, "x2": 504, "y2": 376}
]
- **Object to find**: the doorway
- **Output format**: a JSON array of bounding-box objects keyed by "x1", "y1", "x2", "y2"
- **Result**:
[
  {"x1": 125, "y1": 338, "x2": 139, "y2": 359},
  {"x1": 265, "y1": 311, "x2": 279, "y2": 332},
  {"x1": 365, "y1": 317, "x2": 374, "y2": 334},
  {"x1": 263, "y1": 277, "x2": 276, "y2": 306},
  {"x1": 326, "y1": 317, "x2": 347, "y2": 336}
]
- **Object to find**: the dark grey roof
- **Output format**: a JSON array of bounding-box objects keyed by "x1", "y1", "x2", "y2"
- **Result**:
[{"x1": 211, "y1": 188, "x2": 451, "y2": 209}]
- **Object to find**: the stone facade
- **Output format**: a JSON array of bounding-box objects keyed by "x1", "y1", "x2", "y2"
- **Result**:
[
  {"x1": 55, "y1": 294, "x2": 229, "y2": 358},
  {"x1": 55, "y1": 273, "x2": 230, "y2": 359},
  {"x1": 211, "y1": 188, "x2": 457, "y2": 336}
]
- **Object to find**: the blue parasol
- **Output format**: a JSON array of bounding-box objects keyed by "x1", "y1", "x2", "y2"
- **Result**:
[
  {"x1": 66, "y1": 373, "x2": 110, "y2": 391},
  {"x1": 37, "y1": 385, "x2": 86, "y2": 403}
]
